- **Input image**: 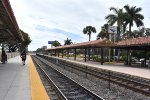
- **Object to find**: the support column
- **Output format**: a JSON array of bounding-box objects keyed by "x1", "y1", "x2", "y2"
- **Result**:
[
  {"x1": 109, "y1": 34, "x2": 112, "y2": 62},
  {"x1": 88, "y1": 48, "x2": 90, "y2": 61},
  {"x1": 84, "y1": 48, "x2": 87, "y2": 62},
  {"x1": 74, "y1": 48, "x2": 76, "y2": 60},
  {"x1": 55, "y1": 50, "x2": 56, "y2": 56},
  {"x1": 144, "y1": 50, "x2": 147, "y2": 67},
  {"x1": 58, "y1": 50, "x2": 59, "y2": 57},
  {"x1": 67, "y1": 49, "x2": 69, "y2": 59},
  {"x1": 101, "y1": 48, "x2": 104, "y2": 65},
  {"x1": 92, "y1": 47, "x2": 94, "y2": 59},
  {"x1": 127, "y1": 49, "x2": 129, "y2": 65},
  {"x1": 62, "y1": 49, "x2": 64, "y2": 58},
  {"x1": 2, "y1": 43, "x2": 4, "y2": 51},
  {"x1": 129, "y1": 50, "x2": 132, "y2": 66}
]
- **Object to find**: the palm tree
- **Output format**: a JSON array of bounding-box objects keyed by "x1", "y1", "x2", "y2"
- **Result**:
[
  {"x1": 64, "y1": 38, "x2": 72, "y2": 45},
  {"x1": 124, "y1": 5, "x2": 144, "y2": 38},
  {"x1": 105, "y1": 7, "x2": 126, "y2": 41},
  {"x1": 83, "y1": 26, "x2": 96, "y2": 41}
]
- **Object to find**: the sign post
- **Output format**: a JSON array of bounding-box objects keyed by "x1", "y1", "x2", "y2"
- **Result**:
[{"x1": 108, "y1": 26, "x2": 117, "y2": 62}]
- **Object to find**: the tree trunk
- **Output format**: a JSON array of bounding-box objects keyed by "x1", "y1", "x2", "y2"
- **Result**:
[
  {"x1": 129, "y1": 24, "x2": 131, "y2": 38},
  {"x1": 89, "y1": 33, "x2": 91, "y2": 41},
  {"x1": 117, "y1": 26, "x2": 120, "y2": 41}
]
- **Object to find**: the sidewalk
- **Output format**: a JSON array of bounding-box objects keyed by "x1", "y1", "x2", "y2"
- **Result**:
[{"x1": 0, "y1": 56, "x2": 31, "y2": 100}]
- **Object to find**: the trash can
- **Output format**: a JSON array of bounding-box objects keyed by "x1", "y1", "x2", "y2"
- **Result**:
[{"x1": 124, "y1": 61, "x2": 127, "y2": 65}]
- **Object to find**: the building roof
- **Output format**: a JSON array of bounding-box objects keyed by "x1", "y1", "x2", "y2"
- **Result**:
[
  {"x1": 116, "y1": 36, "x2": 150, "y2": 46},
  {"x1": 47, "y1": 39, "x2": 114, "y2": 50},
  {"x1": 47, "y1": 36, "x2": 150, "y2": 51},
  {"x1": 114, "y1": 36, "x2": 150, "y2": 50},
  {"x1": 0, "y1": 0, "x2": 24, "y2": 43}
]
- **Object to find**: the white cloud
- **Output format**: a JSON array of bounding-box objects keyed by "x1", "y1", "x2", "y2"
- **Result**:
[{"x1": 9, "y1": 0, "x2": 150, "y2": 51}]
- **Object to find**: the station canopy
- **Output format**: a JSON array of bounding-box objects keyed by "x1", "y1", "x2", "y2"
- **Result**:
[
  {"x1": 47, "y1": 39, "x2": 114, "y2": 51},
  {"x1": 0, "y1": 0, "x2": 23, "y2": 43},
  {"x1": 114, "y1": 36, "x2": 150, "y2": 50}
]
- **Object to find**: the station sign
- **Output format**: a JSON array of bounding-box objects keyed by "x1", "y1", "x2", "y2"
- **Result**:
[
  {"x1": 108, "y1": 26, "x2": 117, "y2": 34},
  {"x1": 48, "y1": 41, "x2": 54, "y2": 44}
]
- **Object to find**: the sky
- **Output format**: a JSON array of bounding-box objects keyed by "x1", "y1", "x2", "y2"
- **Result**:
[{"x1": 9, "y1": 0, "x2": 150, "y2": 51}]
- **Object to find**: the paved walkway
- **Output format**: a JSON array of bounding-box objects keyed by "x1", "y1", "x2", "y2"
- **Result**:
[
  {"x1": 0, "y1": 56, "x2": 31, "y2": 100},
  {"x1": 0, "y1": 55, "x2": 49, "y2": 100},
  {"x1": 51, "y1": 56, "x2": 150, "y2": 79}
]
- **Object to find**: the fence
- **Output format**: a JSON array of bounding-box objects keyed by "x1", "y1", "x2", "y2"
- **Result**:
[{"x1": 0, "y1": 52, "x2": 20, "y2": 60}]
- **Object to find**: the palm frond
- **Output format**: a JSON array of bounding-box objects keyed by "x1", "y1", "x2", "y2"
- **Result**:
[
  {"x1": 124, "y1": 5, "x2": 130, "y2": 13},
  {"x1": 135, "y1": 14, "x2": 144, "y2": 20},
  {"x1": 135, "y1": 7, "x2": 142, "y2": 13},
  {"x1": 83, "y1": 28, "x2": 87, "y2": 34},
  {"x1": 83, "y1": 26, "x2": 96, "y2": 35},
  {"x1": 110, "y1": 7, "x2": 118, "y2": 14},
  {"x1": 134, "y1": 19, "x2": 144, "y2": 27},
  {"x1": 105, "y1": 14, "x2": 117, "y2": 20},
  {"x1": 91, "y1": 27, "x2": 96, "y2": 33},
  {"x1": 110, "y1": 18, "x2": 117, "y2": 26}
]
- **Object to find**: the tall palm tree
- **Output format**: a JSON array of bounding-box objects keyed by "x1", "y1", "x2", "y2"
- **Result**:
[
  {"x1": 124, "y1": 5, "x2": 144, "y2": 38},
  {"x1": 83, "y1": 26, "x2": 96, "y2": 41},
  {"x1": 105, "y1": 7, "x2": 126, "y2": 41},
  {"x1": 64, "y1": 38, "x2": 72, "y2": 45}
]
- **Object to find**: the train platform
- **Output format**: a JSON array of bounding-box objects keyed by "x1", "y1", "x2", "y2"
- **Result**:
[
  {"x1": 51, "y1": 56, "x2": 150, "y2": 79},
  {"x1": 0, "y1": 55, "x2": 49, "y2": 100}
]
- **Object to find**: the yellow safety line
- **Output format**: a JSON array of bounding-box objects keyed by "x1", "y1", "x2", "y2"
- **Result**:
[{"x1": 28, "y1": 56, "x2": 50, "y2": 100}]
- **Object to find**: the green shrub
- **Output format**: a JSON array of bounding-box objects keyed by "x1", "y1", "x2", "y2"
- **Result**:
[
  {"x1": 121, "y1": 56, "x2": 127, "y2": 61},
  {"x1": 92, "y1": 55, "x2": 101, "y2": 61}
]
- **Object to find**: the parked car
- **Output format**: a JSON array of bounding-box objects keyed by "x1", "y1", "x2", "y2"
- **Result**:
[
  {"x1": 131, "y1": 57, "x2": 139, "y2": 62},
  {"x1": 131, "y1": 57, "x2": 148, "y2": 66},
  {"x1": 110, "y1": 56, "x2": 118, "y2": 61},
  {"x1": 139, "y1": 58, "x2": 149, "y2": 66}
]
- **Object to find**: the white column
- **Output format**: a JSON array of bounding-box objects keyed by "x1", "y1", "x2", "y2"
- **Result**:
[
  {"x1": 109, "y1": 34, "x2": 111, "y2": 62},
  {"x1": 114, "y1": 34, "x2": 116, "y2": 61}
]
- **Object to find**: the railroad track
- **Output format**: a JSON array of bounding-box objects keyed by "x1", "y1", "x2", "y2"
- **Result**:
[
  {"x1": 31, "y1": 55, "x2": 104, "y2": 100},
  {"x1": 37, "y1": 54, "x2": 150, "y2": 97},
  {"x1": 32, "y1": 56, "x2": 62, "y2": 100},
  {"x1": 62, "y1": 60, "x2": 150, "y2": 96}
]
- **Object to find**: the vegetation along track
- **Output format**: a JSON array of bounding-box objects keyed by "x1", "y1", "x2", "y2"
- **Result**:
[
  {"x1": 31, "y1": 55, "x2": 104, "y2": 100},
  {"x1": 37, "y1": 54, "x2": 150, "y2": 97}
]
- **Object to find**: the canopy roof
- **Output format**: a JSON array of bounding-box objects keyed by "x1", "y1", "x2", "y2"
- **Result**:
[
  {"x1": 47, "y1": 39, "x2": 114, "y2": 50},
  {"x1": 0, "y1": 0, "x2": 23, "y2": 43},
  {"x1": 47, "y1": 36, "x2": 150, "y2": 51},
  {"x1": 114, "y1": 36, "x2": 150, "y2": 50}
]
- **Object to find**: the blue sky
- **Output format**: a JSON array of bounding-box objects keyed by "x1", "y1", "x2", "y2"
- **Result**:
[{"x1": 9, "y1": 0, "x2": 150, "y2": 51}]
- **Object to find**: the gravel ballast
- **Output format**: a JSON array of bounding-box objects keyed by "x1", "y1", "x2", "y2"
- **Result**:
[{"x1": 49, "y1": 61, "x2": 150, "y2": 100}]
